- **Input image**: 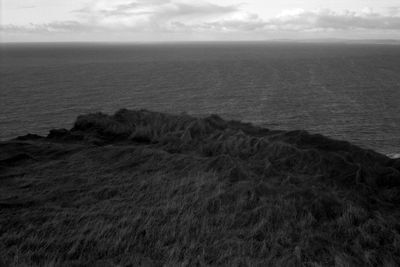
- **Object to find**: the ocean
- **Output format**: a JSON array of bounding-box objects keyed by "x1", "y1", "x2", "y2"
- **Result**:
[{"x1": 1, "y1": 42, "x2": 399, "y2": 156}]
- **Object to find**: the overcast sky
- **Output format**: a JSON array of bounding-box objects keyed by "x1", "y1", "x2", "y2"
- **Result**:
[{"x1": 1, "y1": 0, "x2": 400, "y2": 42}]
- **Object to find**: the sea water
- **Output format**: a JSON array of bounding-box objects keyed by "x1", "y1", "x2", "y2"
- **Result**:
[{"x1": 1, "y1": 42, "x2": 399, "y2": 156}]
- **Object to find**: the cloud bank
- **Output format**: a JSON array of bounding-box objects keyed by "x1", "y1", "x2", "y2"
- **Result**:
[{"x1": 2, "y1": 0, "x2": 400, "y2": 40}]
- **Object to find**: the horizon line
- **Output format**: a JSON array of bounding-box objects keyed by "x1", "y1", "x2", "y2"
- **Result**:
[{"x1": 1, "y1": 38, "x2": 400, "y2": 45}]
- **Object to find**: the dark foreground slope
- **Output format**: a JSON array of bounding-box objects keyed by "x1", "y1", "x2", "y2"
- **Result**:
[{"x1": 1, "y1": 109, "x2": 400, "y2": 266}]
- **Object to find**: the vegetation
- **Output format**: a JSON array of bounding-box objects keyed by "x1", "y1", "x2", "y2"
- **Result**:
[{"x1": 1, "y1": 109, "x2": 400, "y2": 266}]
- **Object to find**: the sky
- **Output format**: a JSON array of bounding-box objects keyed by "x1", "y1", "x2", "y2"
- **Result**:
[{"x1": 1, "y1": 0, "x2": 400, "y2": 42}]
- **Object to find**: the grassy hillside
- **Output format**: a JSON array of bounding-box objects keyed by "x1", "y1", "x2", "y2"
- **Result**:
[{"x1": 1, "y1": 109, "x2": 400, "y2": 266}]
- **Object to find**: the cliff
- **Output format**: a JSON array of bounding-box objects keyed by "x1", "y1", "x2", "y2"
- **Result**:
[{"x1": 1, "y1": 109, "x2": 400, "y2": 266}]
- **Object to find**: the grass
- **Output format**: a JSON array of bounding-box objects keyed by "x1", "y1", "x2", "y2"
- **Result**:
[{"x1": 1, "y1": 109, "x2": 400, "y2": 266}]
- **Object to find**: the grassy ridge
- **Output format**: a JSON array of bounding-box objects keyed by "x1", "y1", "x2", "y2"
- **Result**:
[{"x1": 1, "y1": 109, "x2": 400, "y2": 266}]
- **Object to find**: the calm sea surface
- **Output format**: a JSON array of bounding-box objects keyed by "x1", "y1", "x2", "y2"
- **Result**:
[{"x1": 1, "y1": 42, "x2": 400, "y2": 156}]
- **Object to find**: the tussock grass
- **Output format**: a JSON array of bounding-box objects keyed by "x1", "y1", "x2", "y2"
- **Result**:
[{"x1": 1, "y1": 109, "x2": 400, "y2": 266}]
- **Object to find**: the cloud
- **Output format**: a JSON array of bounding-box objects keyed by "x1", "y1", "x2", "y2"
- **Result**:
[
  {"x1": 2, "y1": 2, "x2": 400, "y2": 37},
  {"x1": 0, "y1": 21, "x2": 92, "y2": 34},
  {"x1": 73, "y1": 0, "x2": 239, "y2": 25},
  {"x1": 16, "y1": 5, "x2": 36, "y2": 9},
  {"x1": 100, "y1": 0, "x2": 238, "y2": 17},
  {"x1": 267, "y1": 8, "x2": 400, "y2": 31},
  {"x1": 159, "y1": 7, "x2": 400, "y2": 33},
  {"x1": 387, "y1": 6, "x2": 400, "y2": 16},
  {"x1": 58, "y1": 0, "x2": 241, "y2": 33},
  {"x1": 194, "y1": 14, "x2": 266, "y2": 32}
]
